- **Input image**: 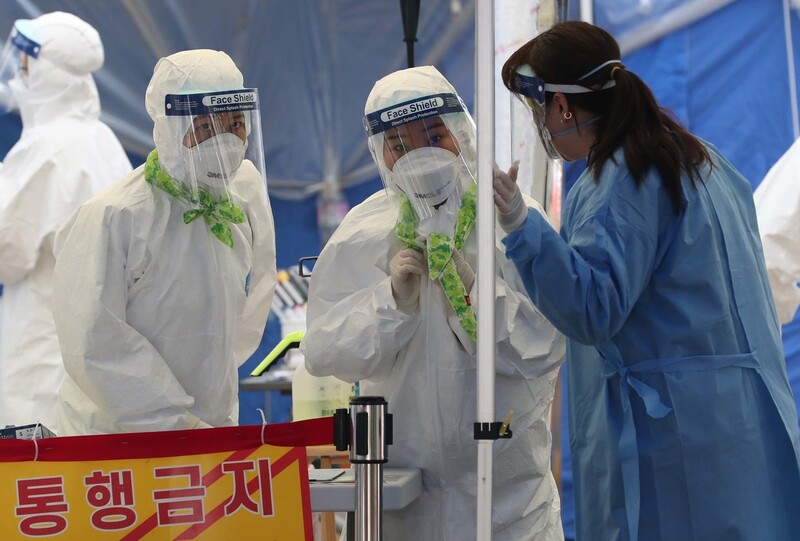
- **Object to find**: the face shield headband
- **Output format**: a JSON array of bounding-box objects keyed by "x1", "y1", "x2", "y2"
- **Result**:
[
  {"x1": 364, "y1": 92, "x2": 472, "y2": 219},
  {"x1": 363, "y1": 92, "x2": 467, "y2": 138},
  {"x1": 10, "y1": 21, "x2": 41, "y2": 59},
  {"x1": 513, "y1": 60, "x2": 620, "y2": 159},
  {"x1": 0, "y1": 20, "x2": 41, "y2": 114}
]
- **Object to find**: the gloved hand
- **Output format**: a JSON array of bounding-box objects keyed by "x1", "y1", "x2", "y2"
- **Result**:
[
  {"x1": 390, "y1": 248, "x2": 426, "y2": 312},
  {"x1": 451, "y1": 248, "x2": 474, "y2": 292},
  {"x1": 493, "y1": 161, "x2": 527, "y2": 233}
]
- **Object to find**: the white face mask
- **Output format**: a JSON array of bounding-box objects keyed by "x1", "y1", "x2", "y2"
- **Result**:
[
  {"x1": 389, "y1": 146, "x2": 461, "y2": 217},
  {"x1": 180, "y1": 132, "x2": 246, "y2": 186}
]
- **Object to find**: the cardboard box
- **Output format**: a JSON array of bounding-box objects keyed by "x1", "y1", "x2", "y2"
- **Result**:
[{"x1": 0, "y1": 423, "x2": 56, "y2": 440}]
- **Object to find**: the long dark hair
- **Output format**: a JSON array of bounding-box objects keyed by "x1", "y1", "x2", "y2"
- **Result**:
[{"x1": 501, "y1": 21, "x2": 710, "y2": 213}]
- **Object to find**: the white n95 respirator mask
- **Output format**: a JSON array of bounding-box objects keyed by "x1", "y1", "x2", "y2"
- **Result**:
[
  {"x1": 181, "y1": 133, "x2": 246, "y2": 186},
  {"x1": 389, "y1": 146, "x2": 461, "y2": 214}
]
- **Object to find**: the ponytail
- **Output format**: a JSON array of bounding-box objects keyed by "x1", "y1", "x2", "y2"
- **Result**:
[{"x1": 590, "y1": 65, "x2": 710, "y2": 214}]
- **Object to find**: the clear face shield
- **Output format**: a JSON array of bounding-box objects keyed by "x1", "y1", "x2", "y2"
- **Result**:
[
  {"x1": 0, "y1": 20, "x2": 40, "y2": 114},
  {"x1": 513, "y1": 65, "x2": 562, "y2": 161},
  {"x1": 513, "y1": 62, "x2": 618, "y2": 161},
  {"x1": 364, "y1": 92, "x2": 476, "y2": 221},
  {"x1": 161, "y1": 88, "x2": 267, "y2": 199}
]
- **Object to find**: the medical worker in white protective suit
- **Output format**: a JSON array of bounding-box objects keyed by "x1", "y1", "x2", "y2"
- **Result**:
[
  {"x1": 0, "y1": 12, "x2": 131, "y2": 433},
  {"x1": 755, "y1": 138, "x2": 800, "y2": 325},
  {"x1": 52, "y1": 49, "x2": 276, "y2": 434},
  {"x1": 301, "y1": 66, "x2": 566, "y2": 540}
]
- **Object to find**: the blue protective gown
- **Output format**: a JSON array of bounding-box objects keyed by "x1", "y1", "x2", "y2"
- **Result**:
[{"x1": 504, "y1": 143, "x2": 800, "y2": 541}]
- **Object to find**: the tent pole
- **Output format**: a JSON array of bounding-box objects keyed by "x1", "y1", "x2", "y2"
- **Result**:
[
  {"x1": 475, "y1": 0, "x2": 496, "y2": 540},
  {"x1": 783, "y1": 0, "x2": 800, "y2": 139},
  {"x1": 617, "y1": 0, "x2": 736, "y2": 55},
  {"x1": 399, "y1": 0, "x2": 421, "y2": 68},
  {"x1": 580, "y1": 0, "x2": 594, "y2": 24}
]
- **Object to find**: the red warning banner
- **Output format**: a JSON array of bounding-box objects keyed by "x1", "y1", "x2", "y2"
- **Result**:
[{"x1": 0, "y1": 418, "x2": 333, "y2": 540}]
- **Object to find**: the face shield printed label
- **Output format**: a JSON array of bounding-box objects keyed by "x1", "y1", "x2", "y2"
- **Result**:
[
  {"x1": 165, "y1": 89, "x2": 260, "y2": 116},
  {"x1": 364, "y1": 93, "x2": 465, "y2": 136}
]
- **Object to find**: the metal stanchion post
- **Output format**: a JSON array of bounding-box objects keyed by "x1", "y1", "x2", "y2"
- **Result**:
[{"x1": 334, "y1": 396, "x2": 392, "y2": 541}]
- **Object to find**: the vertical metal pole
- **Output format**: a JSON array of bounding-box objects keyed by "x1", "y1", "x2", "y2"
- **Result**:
[
  {"x1": 349, "y1": 397, "x2": 388, "y2": 541},
  {"x1": 476, "y1": 1, "x2": 496, "y2": 539},
  {"x1": 783, "y1": 0, "x2": 800, "y2": 139},
  {"x1": 579, "y1": 0, "x2": 594, "y2": 24}
]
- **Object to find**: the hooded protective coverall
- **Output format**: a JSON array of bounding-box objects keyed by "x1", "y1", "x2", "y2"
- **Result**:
[
  {"x1": 52, "y1": 50, "x2": 276, "y2": 434},
  {"x1": 301, "y1": 66, "x2": 565, "y2": 541},
  {"x1": 0, "y1": 12, "x2": 132, "y2": 433},
  {"x1": 754, "y1": 137, "x2": 800, "y2": 325},
  {"x1": 504, "y1": 142, "x2": 800, "y2": 540}
]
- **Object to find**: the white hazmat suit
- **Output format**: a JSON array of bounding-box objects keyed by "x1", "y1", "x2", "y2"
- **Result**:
[
  {"x1": 754, "y1": 138, "x2": 800, "y2": 325},
  {"x1": 301, "y1": 66, "x2": 565, "y2": 541},
  {"x1": 0, "y1": 12, "x2": 132, "y2": 433},
  {"x1": 52, "y1": 50, "x2": 276, "y2": 434}
]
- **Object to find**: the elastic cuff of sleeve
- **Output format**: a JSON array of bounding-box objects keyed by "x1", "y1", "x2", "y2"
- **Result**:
[
  {"x1": 498, "y1": 191, "x2": 527, "y2": 233},
  {"x1": 498, "y1": 207, "x2": 527, "y2": 233}
]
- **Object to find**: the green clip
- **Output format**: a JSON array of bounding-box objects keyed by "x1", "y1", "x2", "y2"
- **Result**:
[{"x1": 250, "y1": 330, "x2": 305, "y2": 376}]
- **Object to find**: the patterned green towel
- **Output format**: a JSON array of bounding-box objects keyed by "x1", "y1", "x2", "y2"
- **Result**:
[
  {"x1": 395, "y1": 184, "x2": 478, "y2": 340},
  {"x1": 144, "y1": 150, "x2": 246, "y2": 248}
]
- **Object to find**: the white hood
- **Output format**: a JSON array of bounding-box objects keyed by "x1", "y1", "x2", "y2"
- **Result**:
[
  {"x1": 144, "y1": 49, "x2": 244, "y2": 182},
  {"x1": 16, "y1": 11, "x2": 103, "y2": 129}
]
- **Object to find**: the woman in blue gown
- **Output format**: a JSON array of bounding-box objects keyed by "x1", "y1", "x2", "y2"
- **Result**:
[{"x1": 493, "y1": 21, "x2": 800, "y2": 541}]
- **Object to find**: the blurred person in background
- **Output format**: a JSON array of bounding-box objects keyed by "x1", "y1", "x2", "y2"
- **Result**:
[
  {"x1": 0, "y1": 12, "x2": 131, "y2": 434},
  {"x1": 754, "y1": 137, "x2": 800, "y2": 326},
  {"x1": 754, "y1": 137, "x2": 800, "y2": 437}
]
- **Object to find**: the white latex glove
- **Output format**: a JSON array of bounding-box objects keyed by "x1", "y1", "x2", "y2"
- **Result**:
[
  {"x1": 451, "y1": 248, "x2": 474, "y2": 292},
  {"x1": 390, "y1": 248, "x2": 426, "y2": 312},
  {"x1": 493, "y1": 161, "x2": 527, "y2": 233}
]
